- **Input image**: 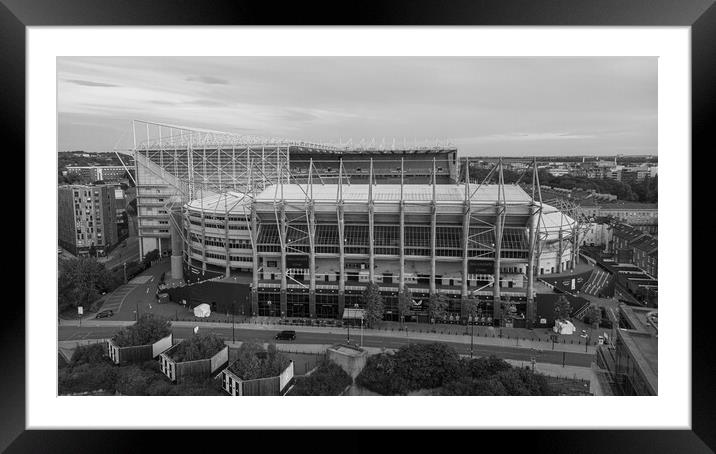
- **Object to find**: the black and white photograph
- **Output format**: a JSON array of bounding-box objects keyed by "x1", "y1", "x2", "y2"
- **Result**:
[
  {"x1": 56, "y1": 56, "x2": 659, "y2": 398},
  {"x1": 11, "y1": 15, "x2": 707, "y2": 446}
]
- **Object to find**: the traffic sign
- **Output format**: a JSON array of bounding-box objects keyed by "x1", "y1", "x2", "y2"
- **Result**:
[{"x1": 77, "y1": 306, "x2": 83, "y2": 315}]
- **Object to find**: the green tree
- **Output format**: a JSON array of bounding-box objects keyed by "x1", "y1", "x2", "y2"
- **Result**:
[
  {"x1": 170, "y1": 333, "x2": 225, "y2": 362},
  {"x1": 142, "y1": 249, "x2": 160, "y2": 267},
  {"x1": 229, "y1": 342, "x2": 291, "y2": 380},
  {"x1": 355, "y1": 352, "x2": 397, "y2": 395},
  {"x1": 362, "y1": 282, "x2": 384, "y2": 328},
  {"x1": 463, "y1": 297, "x2": 479, "y2": 322},
  {"x1": 397, "y1": 286, "x2": 413, "y2": 328},
  {"x1": 428, "y1": 293, "x2": 449, "y2": 323},
  {"x1": 289, "y1": 360, "x2": 352, "y2": 396},
  {"x1": 112, "y1": 314, "x2": 172, "y2": 347},
  {"x1": 583, "y1": 305, "x2": 602, "y2": 329},
  {"x1": 554, "y1": 295, "x2": 572, "y2": 322},
  {"x1": 58, "y1": 257, "x2": 120, "y2": 312}
]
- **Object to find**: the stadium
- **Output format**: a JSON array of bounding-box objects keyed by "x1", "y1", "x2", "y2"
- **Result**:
[{"x1": 122, "y1": 121, "x2": 587, "y2": 327}]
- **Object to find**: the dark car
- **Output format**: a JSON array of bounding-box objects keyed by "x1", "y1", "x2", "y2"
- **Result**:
[
  {"x1": 95, "y1": 309, "x2": 114, "y2": 319},
  {"x1": 274, "y1": 330, "x2": 296, "y2": 341}
]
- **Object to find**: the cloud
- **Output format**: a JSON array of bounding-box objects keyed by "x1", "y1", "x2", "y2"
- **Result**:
[
  {"x1": 65, "y1": 79, "x2": 120, "y2": 87},
  {"x1": 185, "y1": 99, "x2": 229, "y2": 107},
  {"x1": 461, "y1": 132, "x2": 597, "y2": 143},
  {"x1": 185, "y1": 75, "x2": 230, "y2": 85}
]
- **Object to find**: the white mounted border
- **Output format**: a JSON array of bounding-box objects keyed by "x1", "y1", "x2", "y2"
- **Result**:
[{"x1": 28, "y1": 27, "x2": 689, "y2": 429}]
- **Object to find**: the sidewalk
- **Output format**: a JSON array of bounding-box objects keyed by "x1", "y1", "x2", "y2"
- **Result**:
[{"x1": 61, "y1": 318, "x2": 596, "y2": 354}]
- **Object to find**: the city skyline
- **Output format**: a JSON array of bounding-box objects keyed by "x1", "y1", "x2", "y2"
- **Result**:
[{"x1": 58, "y1": 57, "x2": 657, "y2": 157}]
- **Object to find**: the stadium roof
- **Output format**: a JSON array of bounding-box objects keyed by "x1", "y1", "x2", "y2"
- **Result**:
[
  {"x1": 256, "y1": 183, "x2": 533, "y2": 204},
  {"x1": 185, "y1": 190, "x2": 250, "y2": 212}
]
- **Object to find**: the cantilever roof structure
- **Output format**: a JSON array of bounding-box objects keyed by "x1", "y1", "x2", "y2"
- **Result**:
[
  {"x1": 256, "y1": 183, "x2": 532, "y2": 204},
  {"x1": 133, "y1": 120, "x2": 456, "y2": 154}
]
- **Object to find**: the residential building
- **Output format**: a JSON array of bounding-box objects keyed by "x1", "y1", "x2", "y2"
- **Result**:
[{"x1": 58, "y1": 184, "x2": 119, "y2": 256}]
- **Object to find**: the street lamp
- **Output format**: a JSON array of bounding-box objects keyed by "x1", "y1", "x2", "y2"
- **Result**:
[
  {"x1": 346, "y1": 307, "x2": 351, "y2": 344},
  {"x1": 267, "y1": 300, "x2": 272, "y2": 318}
]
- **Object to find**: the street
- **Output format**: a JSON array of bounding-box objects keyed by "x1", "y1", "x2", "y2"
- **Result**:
[{"x1": 59, "y1": 324, "x2": 593, "y2": 368}]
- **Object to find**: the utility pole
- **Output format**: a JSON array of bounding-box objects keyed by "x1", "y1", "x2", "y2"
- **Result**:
[
  {"x1": 232, "y1": 300, "x2": 236, "y2": 343},
  {"x1": 123, "y1": 262, "x2": 127, "y2": 284}
]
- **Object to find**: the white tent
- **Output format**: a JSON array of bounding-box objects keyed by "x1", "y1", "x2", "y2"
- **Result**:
[
  {"x1": 193, "y1": 303, "x2": 211, "y2": 318},
  {"x1": 553, "y1": 319, "x2": 576, "y2": 335}
]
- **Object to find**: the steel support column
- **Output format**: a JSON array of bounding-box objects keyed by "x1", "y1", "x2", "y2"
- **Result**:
[
  {"x1": 493, "y1": 159, "x2": 505, "y2": 321},
  {"x1": 399, "y1": 158, "x2": 405, "y2": 292},
  {"x1": 250, "y1": 206, "x2": 259, "y2": 316},
  {"x1": 279, "y1": 200, "x2": 288, "y2": 317},
  {"x1": 526, "y1": 203, "x2": 537, "y2": 328},
  {"x1": 337, "y1": 160, "x2": 346, "y2": 316},
  {"x1": 430, "y1": 158, "x2": 437, "y2": 295},
  {"x1": 224, "y1": 201, "x2": 231, "y2": 278},
  {"x1": 170, "y1": 210, "x2": 184, "y2": 281},
  {"x1": 307, "y1": 160, "x2": 317, "y2": 318},
  {"x1": 199, "y1": 185, "x2": 207, "y2": 272},
  {"x1": 493, "y1": 202, "x2": 504, "y2": 319},
  {"x1": 368, "y1": 159, "x2": 375, "y2": 284},
  {"x1": 461, "y1": 163, "x2": 471, "y2": 300},
  {"x1": 557, "y1": 228, "x2": 564, "y2": 274}
]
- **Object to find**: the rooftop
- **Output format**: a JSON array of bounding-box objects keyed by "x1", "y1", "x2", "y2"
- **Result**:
[
  {"x1": 329, "y1": 343, "x2": 367, "y2": 357},
  {"x1": 618, "y1": 304, "x2": 658, "y2": 390},
  {"x1": 256, "y1": 183, "x2": 533, "y2": 204}
]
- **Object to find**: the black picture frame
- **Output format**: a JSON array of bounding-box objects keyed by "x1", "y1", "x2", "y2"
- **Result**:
[{"x1": 6, "y1": 0, "x2": 712, "y2": 451}]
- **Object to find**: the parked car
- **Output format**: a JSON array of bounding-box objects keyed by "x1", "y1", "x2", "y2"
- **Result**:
[
  {"x1": 274, "y1": 330, "x2": 296, "y2": 341},
  {"x1": 95, "y1": 309, "x2": 114, "y2": 319}
]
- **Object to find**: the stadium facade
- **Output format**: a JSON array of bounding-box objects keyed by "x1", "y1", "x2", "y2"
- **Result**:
[{"x1": 124, "y1": 121, "x2": 583, "y2": 327}]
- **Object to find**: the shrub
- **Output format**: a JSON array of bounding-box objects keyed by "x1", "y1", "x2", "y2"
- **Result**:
[
  {"x1": 228, "y1": 342, "x2": 291, "y2": 380},
  {"x1": 70, "y1": 343, "x2": 108, "y2": 366},
  {"x1": 289, "y1": 360, "x2": 352, "y2": 396},
  {"x1": 112, "y1": 314, "x2": 171, "y2": 347},
  {"x1": 170, "y1": 333, "x2": 225, "y2": 362},
  {"x1": 59, "y1": 361, "x2": 117, "y2": 395},
  {"x1": 356, "y1": 345, "x2": 554, "y2": 396},
  {"x1": 355, "y1": 353, "x2": 398, "y2": 395}
]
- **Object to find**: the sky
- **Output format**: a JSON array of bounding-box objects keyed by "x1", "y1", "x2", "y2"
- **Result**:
[{"x1": 57, "y1": 57, "x2": 657, "y2": 156}]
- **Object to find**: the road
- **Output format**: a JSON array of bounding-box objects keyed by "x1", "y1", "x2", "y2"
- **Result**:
[
  {"x1": 99, "y1": 236, "x2": 140, "y2": 270},
  {"x1": 58, "y1": 325, "x2": 593, "y2": 367}
]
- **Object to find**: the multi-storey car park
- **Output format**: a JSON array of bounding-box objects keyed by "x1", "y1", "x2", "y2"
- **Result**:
[{"x1": 117, "y1": 121, "x2": 587, "y2": 327}]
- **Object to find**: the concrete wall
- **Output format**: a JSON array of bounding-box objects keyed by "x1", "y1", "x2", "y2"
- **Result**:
[{"x1": 327, "y1": 346, "x2": 368, "y2": 379}]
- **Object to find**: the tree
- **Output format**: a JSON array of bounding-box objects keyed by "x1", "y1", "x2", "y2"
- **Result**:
[
  {"x1": 229, "y1": 342, "x2": 291, "y2": 380},
  {"x1": 428, "y1": 293, "x2": 449, "y2": 323},
  {"x1": 289, "y1": 360, "x2": 352, "y2": 396},
  {"x1": 355, "y1": 352, "x2": 397, "y2": 395},
  {"x1": 554, "y1": 295, "x2": 572, "y2": 321},
  {"x1": 142, "y1": 249, "x2": 160, "y2": 267},
  {"x1": 397, "y1": 286, "x2": 413, "y2": 327},
  {"x1": 112, "y1": 314, "x2": 172, "y2": 347},
  {"x1": 88, "y1": 243, "x2": 97, "y2": 258},
  {"x1": 583, "y1": 305, "x2": 602, "y2": 329},
  {"x1": 58, "y1": 257, "x2": 121, "y2": 312},
  {"x1": 463, "y1": 297, "x2": 479, "y2": 322},
  {"x1": 170, "y1": 333, "x2": 225, "y2": 362},
  {"x1": 362, "y1": 282, "x2": 384, "y2": 328}
]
